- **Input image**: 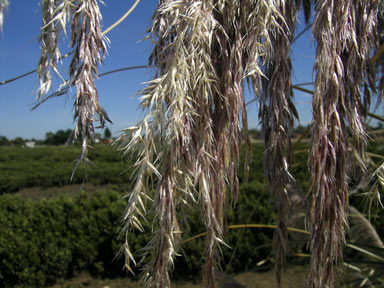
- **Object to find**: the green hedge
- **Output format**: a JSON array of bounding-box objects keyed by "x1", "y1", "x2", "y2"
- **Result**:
[
  {"x1": 0, "y1": 183, "x2": 275, "y2": 287},
  {"x1": 0, "y1": 190, "x2": 128, "y2": 287},
  {"x1": 0, "y1": 145, "x2": 133, "y2": 194},
  {"x1": 0, "y1": 143, "x2": 312, "y2": 195}
]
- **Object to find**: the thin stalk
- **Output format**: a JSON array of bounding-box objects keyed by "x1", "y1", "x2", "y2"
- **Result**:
[
  {"x1": 292, "y1": 21, "x2": 313, "y2": 43},
  {"x1": 371, "y1": 42, "x2": 384, "y2": 64},
  {"x1": 182, "y1": 224, "x2": 310, "y2": 245},
  {"x1": 101, "y1": 0, "x2": 141, "y2": 35},
  {"x1": 368, "y1": 112, "x2": 384, "y2": 122},
  {"x1": 292, "y1": 85, "x2": 314, "y2": 95}
]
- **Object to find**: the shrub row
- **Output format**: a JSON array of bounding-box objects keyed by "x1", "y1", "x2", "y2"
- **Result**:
[
  {"x1": 0, "y1": 145, "x2": 133, "y2": 194},
  {"x1": 0, "y1": 182, "x2": 275, "y2": 287},
  {"x1": 0, "y1": 143, "x2": 314, "y2": 194}
]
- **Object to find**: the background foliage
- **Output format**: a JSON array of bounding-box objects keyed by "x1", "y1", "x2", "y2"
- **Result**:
[
  {"x1": 0, "y1": 142, "x2": 383, "y2": 287},
  {"x1": 0, "y1": 182, "x2": 276, "y2": 287},
  {"x1": 0, "y1": 145, "x2": 132, "y2": 194}
]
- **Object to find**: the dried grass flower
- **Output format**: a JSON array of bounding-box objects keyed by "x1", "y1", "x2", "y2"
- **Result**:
[
  {"x1": 37, "y1": 0, "x2": 74, "y2": 98},
  {"x1": 118, "y1": 0, "x2": 285, "y2": 287},
  {"x1": 309, "y1": 1, "x2": 381, "y2": 287},
  {"x1": 36, "y1": 0, "x2": 110, "y2": 168},
  {"x1": 69, "y1": 0, "x2": 110, "y2": 162},
  {"x1": 260, "y1": 1, "x2": 299, "y2": 285},
  {"x1": 2, "y1": 1, "x2": 383, "y2": 287}
]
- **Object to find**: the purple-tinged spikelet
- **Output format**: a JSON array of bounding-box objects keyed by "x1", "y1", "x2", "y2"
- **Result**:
[
  {"x1": 310, "y1": 1, "x2": 380, "y2": 287},
  {"x1": 69, "y1": 0, "x2": 110, "y2": 161},
  {"x1": 260, "y1": 0, "x2": 298, "y2": 285}
]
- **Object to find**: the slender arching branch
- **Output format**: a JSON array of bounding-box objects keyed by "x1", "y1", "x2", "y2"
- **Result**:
[
  {"x1": 99, "y1": 65, "x2": 151, "y2": 77},
  {"x1": 0, "y1": 70, "x2": 36, "y2": 86},
  {"x1": 292, "y1": 85, "x2": 314, "y2": 95},
  {"x1": 102, "y1": 0, "x2": 141, "y2": 35},
  {"x1": 371, "y1": 42, "x2": 384, "y2": 64},
  {"x1": 292, "y1": 21, "x2": 313, "y2": 43},
  {"x1": 30, "y1": 65, "x2": 151, "y2": 110},
  {"x1": 182, "y1": 224, "x2": 310, "y2": 245}
]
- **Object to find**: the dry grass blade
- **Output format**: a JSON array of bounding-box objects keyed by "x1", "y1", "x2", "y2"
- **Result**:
[
  {"x1": 348, "y1": 206, "x2": 384, "y2": 251},
  {"x1": 361, "y1": 160, "x2": 384, "y2": 215}
]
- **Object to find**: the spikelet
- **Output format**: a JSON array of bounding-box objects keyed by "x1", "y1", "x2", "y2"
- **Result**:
[
  {"x1": 260, "y1": 0, "x2": 298, "y2": 286},
  {"x1": 37, "y1": 0, "x2": 74, "y2": 98},
  {"x1": 36, "y1": 0, "x2": 110, "y2": 168},
  {"x1": 118, "y1": 1, "x2": 284, "y2": 287},
  {"x1": 118, "y1": 1, "x2": 211, "y2": 286},
  {"x1": 69, "y1": 0, "x2": 110, "y2": 163},
  {"x1": 309, "y1": 1, "x2": 380, "y2": 287}
]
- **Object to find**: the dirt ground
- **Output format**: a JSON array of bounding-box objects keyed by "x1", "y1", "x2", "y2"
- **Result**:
[{"x1": 50, "y1": 265, "x2": 310, "y2": 288}]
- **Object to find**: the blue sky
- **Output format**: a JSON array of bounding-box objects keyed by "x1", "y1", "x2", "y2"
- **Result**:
[{"x1": 0, "y1": 1, "x2": 315, "y2": 140}]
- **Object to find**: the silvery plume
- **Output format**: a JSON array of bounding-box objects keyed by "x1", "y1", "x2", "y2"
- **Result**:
[{"x1": 0, "y1": 0, "x2": 9, "y2": 31}]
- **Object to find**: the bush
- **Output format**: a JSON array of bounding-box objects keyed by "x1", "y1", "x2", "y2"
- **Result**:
[
  {"x1": 0, "y1": 183, "x2": 276, "y2": 287},
  {"x1": 0, "y1": 190, "x2": 127, "y2": 287}
]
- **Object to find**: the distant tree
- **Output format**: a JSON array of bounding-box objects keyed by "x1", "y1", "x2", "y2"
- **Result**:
[
  {"x1": 44, "y1": 132, "x2": 53, "y2": 143},
  {"x1": 0, "y1": 136, "x2": 10, "y2": 146},
  {"x1": 103, "y1": 127, "x2": 112, "y2": 139},
  {"x1": 30, "y1": 138, "x2": 44, "y2": 146},
  {"x1": 44, "y1": 129, "x2": 72, "y2": 145},
  {"x1": 12, "y1": 137, "x2": 24, "y2": 146},
  {"x1": 294, "y1": 124, "x2": 311, "y2": 138},
  {"x1": 248, "y1": 129, "x2": 261, "y2": 140}
]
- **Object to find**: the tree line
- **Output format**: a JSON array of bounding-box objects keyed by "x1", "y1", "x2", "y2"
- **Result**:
[{"x1": 0, "y1": 128, "x2": 112, "y2": 146}]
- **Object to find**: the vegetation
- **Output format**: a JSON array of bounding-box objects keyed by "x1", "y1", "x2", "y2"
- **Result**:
[
  {"x1": 0, "y1": 142, "x2": 383, "y2": 287},
  {"x1": 44, "y1": 129, "x2": 74, "y2": 146},
  {"x1": 0, "y1": 145, "x2": 132, "y2": 194},
  {"x1": 1, "y1": 1, "x2": 384, "y2": 288},
  {"x1": 0, "y1": 184, "x2": 277, "y2": 288},
  {"x1": 0, "y1": 190, "x2": 126, "y2": 287},
  {"x1": 103, "y1": 128, "x2": 112, "y2": 139}
]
